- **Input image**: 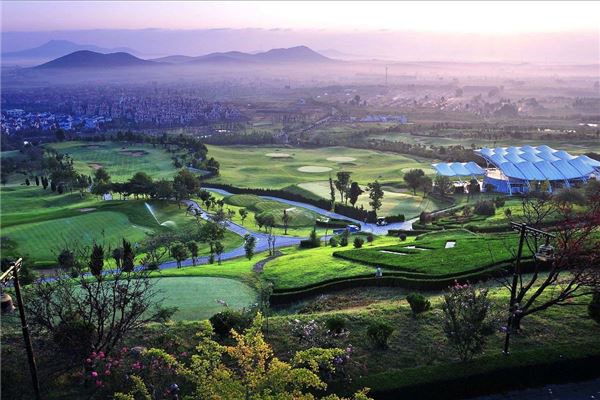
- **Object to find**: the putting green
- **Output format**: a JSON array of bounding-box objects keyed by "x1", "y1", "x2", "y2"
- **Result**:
[
  {"x1": 265, "y1": 152, "x2": 292, "y2": 158},
  {"x1": 297, "y1": 166, "x2": 332, "y2": 173},
  {"x1": 326, "y1": 156, "x2": 357, "y2": 162},
  {"x1": 154, "y1": 277, "x2": 256, "y2": 321}
]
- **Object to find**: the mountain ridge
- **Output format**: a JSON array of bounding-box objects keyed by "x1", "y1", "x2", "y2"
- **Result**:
[{"x1": 35, "y1": 50, "x2": 156, "y2": 69}]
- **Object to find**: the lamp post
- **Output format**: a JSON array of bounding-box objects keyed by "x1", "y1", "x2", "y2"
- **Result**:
[
  {"x1": 503, "y1": 223, "x2": 555, "y2": 355},
  {"x1": 1, "y1": 258, "x2": 42, "y2": 400}
]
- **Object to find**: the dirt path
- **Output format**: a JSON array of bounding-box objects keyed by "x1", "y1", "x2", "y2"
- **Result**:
[{"x1": 252, "y1": 250, "x2": 283, "y2": 272}]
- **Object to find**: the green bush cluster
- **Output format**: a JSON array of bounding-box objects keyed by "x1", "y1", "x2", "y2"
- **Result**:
[
  {"x1": 406, "y1": 293, "x2": 431, "y2": 315},
  {"x1": 366, "y1": 321, "x2": 394, "y2": 349},
  {"x1": 209, "y1": 309, "x2": 253, "y2": 337},
  {"x1": 474, "y1": 200, "x2": 496, "y2": 216}
]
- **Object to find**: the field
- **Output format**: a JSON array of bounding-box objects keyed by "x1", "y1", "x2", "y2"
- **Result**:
[
  {"x1": 205, "y1": 144, "x2": 443, "y2": 217},
  {"x1": 154, "y1": 277, "x2": 256, "y2": 321},
  {"x1": 333, "y1": 230, "x2": 527, "y2": 275},
  {"x1": 367, "y1": 131, "x2": 600, "y2": 155},
  {"x1": 1, "y1": 185, "x2": 243, "y2": 268},
  {"x1": 48, "y1": 141, "x2": 182, "y2": 182}
]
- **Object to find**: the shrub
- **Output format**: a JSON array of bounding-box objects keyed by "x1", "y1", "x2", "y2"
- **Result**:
[
  {"x1": 589, "y1": 291, "x2": 600, "y2": 325},
  {"x1": 300, "y1": 229, "x2": 321, "y2": 249},
  {"x1": 329, "y1": 237, "x2": 338, "y2": 247},
  {"x1": 398, "y1": 233, "x2": 407, "y2": 241},
  {"x1": 353, "y1": 237, "x2": 365, "y2": 248},
  {"x1": 419, "y1": 211, "x2": 432, "y2": 224},
  {"x1": 366, "y1": 233, "x2": 375, "y2": 245},
  {"x1": 366, "y1": 321, "x2": 394, "y2": 349},
  {"x1": 386, "y1": 214, "x2": 405, "y2": 223},
  {"x1": 494, "y1": 196, "x2": 506, "y2": 208},
  {"x1": 406, "y1": 293, "x2": 431, "y2": 315},
  {"x1": 442, "y1": 282, "x2": 491, "y2": 362},
  {"x1": 325, "y1": 315, "x2": 347, "y2": 334},
  {"x1": 340, "y1": 230, "x2": 349, "y2": 247},
  {"x1": 209, "y1": 309, "x2": 252, "y2": 337},
  {"x1": 474, "y1": 200, "x2": 496, "y2": 216}
]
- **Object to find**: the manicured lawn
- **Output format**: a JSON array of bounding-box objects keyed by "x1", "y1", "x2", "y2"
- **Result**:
[
  {"x1": 48, "y1": 141, "x2": 182, "y2": 182},
  {"x1": 202, "y1": 192, "x2": 341, "y2": 237},
  {"x1": 153, "y1": 277, "x2": 256, "y2": 321},
  {"x1": 204, "y1": 145, "x2": 444, "y2": 217},
  {"x1": 261, "y1": 236, "x2": 403, "y2": 289},
  {"x1": 333, "y1": 230, "x2": 528, "y2": 275},
  {"x1": 1, "y1": 185, "x2": 243, "y2": 268}
]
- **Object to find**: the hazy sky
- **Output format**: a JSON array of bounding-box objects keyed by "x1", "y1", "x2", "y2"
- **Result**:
[{"x1": 2, "y1": 1, "x2": 599, "y2": 33}]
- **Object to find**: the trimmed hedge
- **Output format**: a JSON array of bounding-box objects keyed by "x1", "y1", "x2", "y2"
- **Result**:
[
  {"x1": 387, "y1": 229, "x2": 430, "y2": 237},
  {"x1": 202, "y1": 183, "x2": 368, "y2": 221},
  {"x1": 269, "y1": 263, "x2": 514, "y2": 306},
  {"x1": 338, "y1": 342, "x2": 600, "y2": 399}
]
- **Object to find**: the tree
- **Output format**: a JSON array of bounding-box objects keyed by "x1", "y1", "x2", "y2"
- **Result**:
[
  {"x1": 25, "y1": 178, "x2": 30, "y2": 186},
  {"x1": 140, "y1": 231, "x2": 174, "y2": 269},
  {"x1": 334, "y1": 171, "x2": 352, "y2": 204},
  {"x1": 434, "y1": 175, "x2": 452, "y2": 197},
  {"x1": 442, "y1": 282, "x2": 491, "y2": 362},
  {"x1": 214, "y1": 241, "x2": 225, "y2": 264},
  {"x1": 170, "y1": 242, "x2": 188, "y2": 268},
  {"x1": 404, "y1": 169, "x2": 425, "y2": 195},
  {"x1": 121, "y1": 239, "x2": 135, "y2": 272},
  {"x1": 94, "y1": 167, "x2": 111, "y2": 184},
  {"x1": 467, "y1": 178, "x2": 480, "y2": 200},
  {"x1": 186, "y1": 241, "x2": 199, "y2": 265},
  {"x1": 154, "y1": 179, "x2": 174, "y2": 200},
  {"x1": 173, "y1": 168, "x2": 200, "y2": 207},
  {"x1": 35, "y1": 176, "x2": 40, "y2": 186},
  {"x1": 239, "y1": 208, "x2": 248, "y2": 225},
  {"x1": 367, "y1": 180, "x2": 384, "y2": 214},
  {"x1": 419, "y1": 176, "x2": 433, "y2": 196},
  {"x1": 129, "y1": 172, "x2": 154, "y2": 199},
  {"x1": 502, "y1": 194, "x2": 600, "y2": 333},
  {"x1": 282, "y1": 209, "x2": 291, "y2": 235},
  {"x1": 24, "y1": 256, "x2": 167, "y2": 360},
  {"x1": 89, "y1": 243, "x2": 104, "y2": 277},
  {"x1": 57, "y1": 249, "x2": 76, "y2": 271},
  {"x1": 353, "y1": 237, "x2": 364, "y2": 248},
  {"x1": 348, "y1": 182, "x2": 363, "y2": 206},
  {"x1": 329, "y1": 175, "x2": 336, "y2": 210},
  {"x1": 111, "y1": 247, "x2": 123, "y2": 269},
  {"x1": 366, "y1": 233, "x2": 374, "y2": 245},
  {"x1": 244, "y1": 234, "x2": 257, "y2": 260}
]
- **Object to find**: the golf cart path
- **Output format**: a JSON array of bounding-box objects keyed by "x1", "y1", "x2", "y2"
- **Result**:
[{"x1": 206, "y1": 187, "x2": 417, "y2": 235}]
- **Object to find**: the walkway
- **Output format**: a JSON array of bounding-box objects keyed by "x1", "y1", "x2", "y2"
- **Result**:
[{"x1": 206, "y1": 188, "x2": 418, "y2": 235}]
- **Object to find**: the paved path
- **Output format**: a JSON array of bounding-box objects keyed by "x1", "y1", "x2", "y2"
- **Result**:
[{"x1": 206, "y1": 188, "x2": 418, "y2": 235}]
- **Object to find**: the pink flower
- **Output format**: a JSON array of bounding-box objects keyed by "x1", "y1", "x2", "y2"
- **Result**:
[
  {"x1": 104, "y1": 370, "x2": 111, "y2": 376},
  {"x1": 91, "y1": 352, "x2": 97, "y2": 358},
  {"x1": 91, "y1": 371, "x2": 98, "y2": 378},
  {"x1": 121, "y1": 347, "x2": 128, "y2": 353},
  {"x1": 85, "y1": 358, "x2": 92, "y2": 364},
  {"x1": 95, "y1": 380, "x2": 103, "y2": 387},
  {"x1": 98, "y1": 351, "x2": 105, "y2": 359}
]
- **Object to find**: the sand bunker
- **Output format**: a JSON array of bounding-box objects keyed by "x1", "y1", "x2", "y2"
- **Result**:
[
  {"x1": 119, "y1": 150, "x2": 148, "y2": 157},
  {"x1": 327, "y1": 156, "x2": 357, "y2": 162},
  {"x1": 265, "y1": 152, "x2": 292, "y2": 158},
  {"x1": 402, "y1": 167, "x2": 435, "y2": 174},
  {"x1": 88, "y1": 163, "x2": 103, "y2": 170},
  {"x1": 78, "y1": 208, "x2": 96, "y2": 213},
  {"x1": 297, "y1": 166, "x2": 333, "y2": 173}
]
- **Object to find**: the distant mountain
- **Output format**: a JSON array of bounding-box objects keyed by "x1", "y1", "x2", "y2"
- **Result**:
[
  {"x1": 188, "y1": 46, "x2": 333, "y2": 65},
  {"x1": 36, "y1": 51, "x2": 156, "y2": 69},
  {"x1": 2, "y1": 40, "x2": 137, "y2": 60},
  {"x1": 150, "y1": 55, "x2": 195, "y2": 64}
]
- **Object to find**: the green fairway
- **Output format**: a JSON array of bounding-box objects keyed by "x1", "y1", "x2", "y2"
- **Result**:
[
  {"x1": 205, "y1": 145, "x2": 433, "y2": 188},
  {"x1": 154, "y1": 277, "x2": 256, "y2": 321},
  {"x1": 1, "y1": 185, "x2": 243, "y2": 268},
  {"x1": 205, "y1": 145, "x2": 445, "y2": 217},
  {"x1": 48, "y1": 141, "x2": 181, "y2": 182}
]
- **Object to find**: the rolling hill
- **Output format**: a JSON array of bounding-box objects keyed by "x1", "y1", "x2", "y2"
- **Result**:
[
  {"x1": 35, "y1": 50, "x2": 156, "y2": 69},
  {"x1": 186, "y1": 46, "x2": 333, "y2": 65},
  {"x1": 2, "y1": 40, "x2": 137, "y2": 61}
]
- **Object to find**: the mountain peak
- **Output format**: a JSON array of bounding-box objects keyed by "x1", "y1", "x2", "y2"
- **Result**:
[{"x1": 35, "y1": 50, "x2": 155, "y2": 69}]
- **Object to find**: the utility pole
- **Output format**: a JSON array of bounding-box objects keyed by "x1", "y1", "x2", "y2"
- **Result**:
[{"x1": 1, "y1": 259, "x2": 42, "y2": 400}]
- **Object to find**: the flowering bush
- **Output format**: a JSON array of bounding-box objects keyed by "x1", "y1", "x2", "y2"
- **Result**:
[
  {"x1": 442, "y1": 282, "x2": 491, "y2": 362},
  {"x1": 289, "y1": 318, "x2": 350, "y2": 348}
]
